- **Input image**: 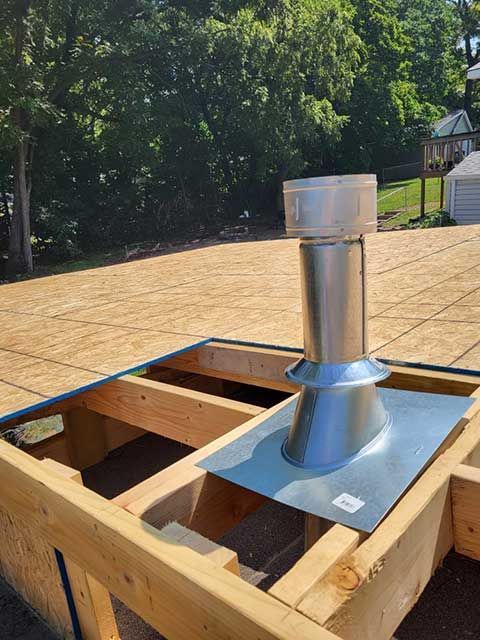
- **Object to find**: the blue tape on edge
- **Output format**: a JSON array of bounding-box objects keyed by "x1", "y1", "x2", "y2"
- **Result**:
[
  {"x1": 214, "y1": 337, "x2": 480, "y2": 378},
  {"x1": 2, "y1": 336, "x2": 478, "y2": 427},
  {"x1": 54, "y1": 549, "x2": 83, "y2": 640}
]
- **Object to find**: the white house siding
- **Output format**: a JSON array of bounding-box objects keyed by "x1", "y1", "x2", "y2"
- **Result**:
[
  {"x1": 445, "y1": 152, "x2": 480, "y2": 225},
  {"x1": 452, "y1": 181, "x2": 480, "y2": 224}
]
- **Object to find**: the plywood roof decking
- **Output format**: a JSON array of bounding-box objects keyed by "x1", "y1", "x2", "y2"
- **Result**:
[{"x1": 1, "y1": 225, "x2": 480, "y2": 422}]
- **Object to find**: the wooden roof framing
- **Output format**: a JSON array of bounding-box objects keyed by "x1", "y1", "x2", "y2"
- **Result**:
[{"x1": 0, "y1": 341, "x2": 479, "y2": 640}]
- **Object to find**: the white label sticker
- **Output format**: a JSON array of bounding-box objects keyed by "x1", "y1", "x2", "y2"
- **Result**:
[{"x1": 332, "y1": 493, "x2": 365, "y2": 514}]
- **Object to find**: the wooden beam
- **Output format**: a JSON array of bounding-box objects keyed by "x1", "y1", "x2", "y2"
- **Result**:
[
  {"x1": 42, "y1": 457, "x2": 82, "y2": 484},
  {"x1": 156, "y1": 342, "x2": 299, "y2": 393},
  {"x1": 160, "y1": 522, "x2": 240, "y2": 575},
  {"x1": 0, "y1": 439, "x2": 336, "y2": 640},
  {"x1": 64, "y1": 566, "x2": 119, "y2": 640},
  {"x1": 26, "y1": 432, "x2": 72, "y2": 466},
  {"x1": 382, "y1": 366, "x2": 480, "y2": 397},
  {"x1": 25, "y1": 418, "x2": 145, "y2": 470},
  {"x1": 78, "y1": 375, "x2": 264, "y2": 449},
  {"x1": 304, "y1": 515, "x2": 334, "y2": 551},
  {"x1": 42, "y1": 459, "x2": 119, "y2": 640},
  {"x1": 144, "y1": 366, "x2": 229, "y2": 396},
  {"x1": 118, "y1": 463, "x2": 265, "y2": 541},
  {"x1": 62, "y1": 407, "x2": 107, "y2": 470},
  {"x1": 269, "y1": 525, "x2": 361, "y2": 609},
  {"x1": 296, "y1": 408, "x2": 480, "y2": 640},
  {"x1": 114, "y1": 397, "x2": 296, "y2": 539},
  {"x1": 159, "y1": 342, "x2": 480, "y2": 398},
  {"x1": 0, "y1": 464, "x2": 73, "y2": 638},
  {"x1": 451, "y1": 463, "x2": 480, "y2": 561}
]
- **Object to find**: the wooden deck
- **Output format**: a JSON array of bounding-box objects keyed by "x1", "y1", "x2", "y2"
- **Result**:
[
  {"x1": 420, "y1": 131, "x2": 480, "y2": 178},
  {"x1": 1, "y1": 224, "x2": 480, "y2": 423}
]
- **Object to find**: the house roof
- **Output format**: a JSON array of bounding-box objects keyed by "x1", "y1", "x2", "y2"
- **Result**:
[
  {"x1": 0, "y1": 225, "x2": 480, "y2": 424},
  {"x1": 433, "y1": 110, "x2": 473, "y2": 137},
  {"x1": 468, "y1": 61, "x2": 480, "y2": 80},
  {"x1": 446, "y1": 151, "x2": 480, "y2": 180}
]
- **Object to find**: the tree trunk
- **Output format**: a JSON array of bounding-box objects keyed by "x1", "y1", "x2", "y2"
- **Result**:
[
  {"x1": 7, "y1": 0, "x2": 33, "y2": 277},
  {"x1": 463, "y1": 29, "x2": 477, "y2": 119},
  {"x1": 464, "y1": 78, "x2": 474, "y2": 116},
  {"x1": 8, "y1": 137, "x2": 33, "y2": 276}
]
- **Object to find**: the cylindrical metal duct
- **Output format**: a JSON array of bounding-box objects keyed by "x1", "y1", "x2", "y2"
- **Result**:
[
  {"x1": 282, "y1": 175, "x2": 391, "y2": 469},
  {"x1": 299, "y1": 238, "x2": 367, "y2": 363}
]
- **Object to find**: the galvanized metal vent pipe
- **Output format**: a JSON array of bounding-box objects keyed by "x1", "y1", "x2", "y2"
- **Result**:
[
  {"x1": 199, "y1": 179, "x2": 472, "y2": 529},
  {"x1": 282, "y1": 175, "x2": 391, "y2": 469}
]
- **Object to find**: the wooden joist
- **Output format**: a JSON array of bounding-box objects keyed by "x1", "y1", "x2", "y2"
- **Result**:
[
  {"x1": 24, "y1": 416, "x2": 144, "y2": 470},
  {"x1": 160, "y1": 522, "x2": 240, "y2": 575},
  {"x1": 25, "y1": 432, "x2": 72, "y2": 467},
  {"x1": 62, "y1": 407, "x2": 108, "y2": 470},
  {"x1": 160, "y1": 342, "x2": 480, "y2": 397},
  {"x1": 269, "y1": 525, "x2": 361, "y2": 609},
  {"x1": 113, "y1": 397, "x2": 295, "y2": 539},
  {"x1": 382, "y1": 365, "x2": 480, "y2": 397},
  {"x1": 0, "y1": 439, "x2": 335, "y2": 640},
  {"x1": 79, "y1": 374, "x2": 264, "y2": 449},
  {"x1": 451, "y1": 463, "x2": 480, "y2": 561},
  {"x1": 2, "y1": 341, "x2": 480, "y2": 640},
  {"x1": 155, "y1": 342, "x2": 299, "y2": 393}
]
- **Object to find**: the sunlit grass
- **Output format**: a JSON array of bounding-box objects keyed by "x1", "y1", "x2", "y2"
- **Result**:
[{"x1": 378, "y1": 177, "x2": 443, "y2": 227}]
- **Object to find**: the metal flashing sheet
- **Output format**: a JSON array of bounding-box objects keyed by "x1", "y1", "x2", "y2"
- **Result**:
[{"x1": 197, "y1": 388, "x2": 474, "y2": 532}]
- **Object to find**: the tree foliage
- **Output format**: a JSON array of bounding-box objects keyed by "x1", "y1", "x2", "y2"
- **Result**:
[{"x1": 0, "y1": 0, "x2": 473, "y2": 273}]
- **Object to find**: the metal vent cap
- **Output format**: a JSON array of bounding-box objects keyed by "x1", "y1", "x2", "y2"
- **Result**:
[{"x1": 283, "y1": 174, "x2": 377, "y2": 238}]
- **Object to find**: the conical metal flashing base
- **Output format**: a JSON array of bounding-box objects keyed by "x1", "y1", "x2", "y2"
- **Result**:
[
  {"x1": 283, "y1": 358, "x2": 391, "y2": 469},
  {"x1": 282, "y1": 174, "x2": 391, "y2": 470}
]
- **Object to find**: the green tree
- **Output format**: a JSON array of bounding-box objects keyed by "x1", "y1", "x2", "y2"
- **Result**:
[
  {"x1": 448, "y1": 0, "x2": 480, "y2": 117},
  {"x1": 0, "y1": 0, "x2": 475, "y2": 276},
  {"x1": 399, "y1": 0, "x2": 463, "y2": 110},
  {"x1": 140, "y1": 0, "x2": 361, "y2": 218},
  {"x1": 338, "y1": 0, "x2": 440, "y2": 172}
]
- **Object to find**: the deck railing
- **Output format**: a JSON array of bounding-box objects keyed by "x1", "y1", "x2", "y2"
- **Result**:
[{"x1": 420, "y1": 130, "x2": 480, "y2": 177}]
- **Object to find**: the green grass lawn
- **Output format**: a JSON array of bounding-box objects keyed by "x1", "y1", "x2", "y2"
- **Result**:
[{"x1": 377, "y1": 177, "x2": 443, "y2": 227}]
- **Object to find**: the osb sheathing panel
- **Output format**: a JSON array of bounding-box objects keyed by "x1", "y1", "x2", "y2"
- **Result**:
[
  {"x1": 0, "y1": 508, "x2": 72, "y2": 638},
  {"x1": 1, "y1": 225, "x2": 480, "y2": 422}
]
